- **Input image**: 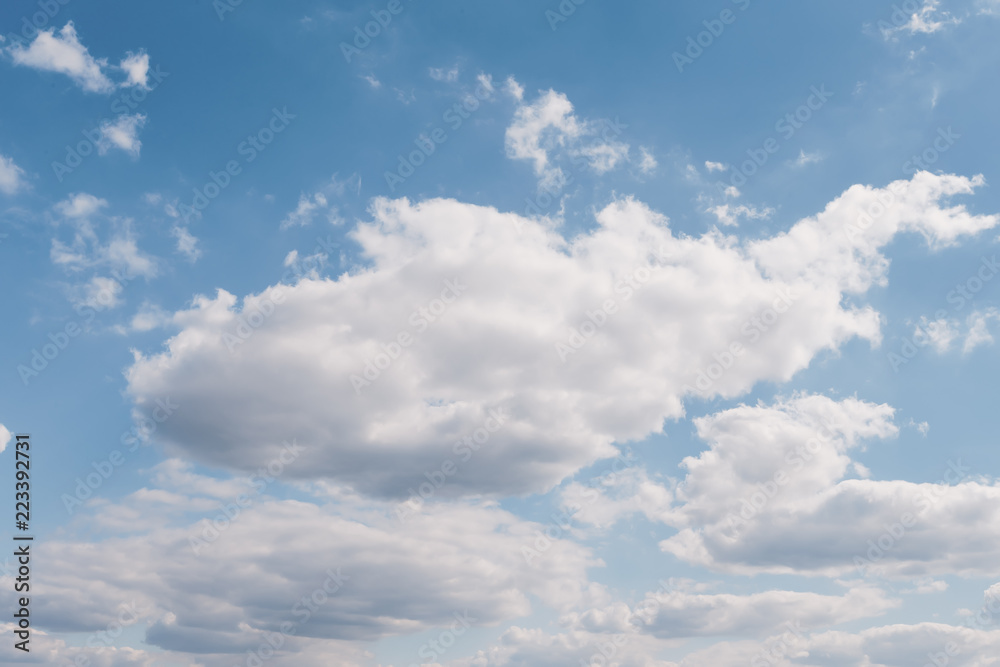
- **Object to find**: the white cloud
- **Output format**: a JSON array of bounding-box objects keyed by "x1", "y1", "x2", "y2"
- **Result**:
[
  {"x1": 572, "y1": 141, "x2": 630, "y2": 174},
  {"x1": 7, "y1": 22, "x2": 114, "y2": 93},
  {"x1": 96, "y1": 113, "x2": 146, "y2": 157},
  {"x1": 129, "y1": 302, "x2": 172, "y2": 332},
  {"x1": 8, "y1": 464, "x2": 598, "y2": 663},
  {"x1": 919, "y1": 315, "x2": 960, "y2": 353},
  {"x1": 0, "y1": 424, "x2": 9, "y2": 454},
  {"x1": 915, "y1": 309, "x2": 1000, "y2": 355},
  {"x1": 505, "y1": 87, "x2": 630, "y2": 190},
  {"x1": 705, "y1": 160, "x2": 729, "y2": 172},
  {"x1": 708, "y1": 203, "x2": 774, "y2": 226},
  {"x1": 0, "y1": 154, "x2": 26, "y2": 195},
  {"x1": 55, "y1": 192, "x2": 108, "y2": 219},
  {"x1": 170, "y1": 225, "x2": 201, "y2": 263},
  {"x1": 281, "y1": 193, "x2": 328, "y2": 229},
  {"x1": 881, "y1": 0, "x2": 958, "y2": 39},
  {"x1": 123, "y1": 172, "x2": 998, "y2": 501},
  {"x1": 637, "y1": 147, "x2": 658, "y2": 174},
  {"x1": 504, "y1": 75, "x2": 524, "y2": 101},
  {"x1": 655, "y1": 394, "x2": 1000, "y2": 578},
  {"x1": 476, "y1": 72, "x2": 495, "y2": 96},
  {"x1": 118, "y1": 50, "x2": 149, "y2": 88},
  {"x1": 361, "y1": 73, "x2": 381, "y2": 88}
]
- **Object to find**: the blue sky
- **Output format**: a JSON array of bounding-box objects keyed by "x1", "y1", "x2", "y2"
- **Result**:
[{"x1": 2, "y1": 1, "x2": 1000, "y2": 665}]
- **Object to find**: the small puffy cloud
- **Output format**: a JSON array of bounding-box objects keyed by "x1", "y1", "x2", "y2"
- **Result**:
[
  {"x1": 0, "y1": 424, "x2": 10, "y2": 453},
  {"x1": 55, "y1": 193, "x2": 108, "y2": 219},
  {"x1": 361, "y1": 73, "x2": 381, "y2": 88},
  {"x1": 96, "y1": 113, "x2": 146, "y2": 157},
  {"x1": 118, "y1": 50, "x2": 150, "y2": 88},
  {"x1": 0, "y1": 154, "x2": 26, "y2": 195},
  {"x1": 705, "y1": 160, "x2": 729, "y2": 172},
  {"x1": 963, "y1": 308, "x2": 1000, "y2": 353},
  {"x1": 7, "y1": 22, "x2": 114, "y2": 93},
  {"x1": 504, "y1": 75, "x2": 524, "y2": 101}
]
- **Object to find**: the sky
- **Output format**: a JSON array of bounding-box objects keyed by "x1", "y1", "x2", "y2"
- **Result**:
[{"x1": 1, "y1": 0, "x2": 1000, "y2": 665}]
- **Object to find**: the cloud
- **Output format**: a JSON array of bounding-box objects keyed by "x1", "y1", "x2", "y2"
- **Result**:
[
  {"x1": 637, "y1": 147, "x2": 658, "y2": 174},
  {"x1": 119, "y1": 50, "x2": 150, "y2": 88},
  {"x1": 361, "y1": 73, "x2": 381, "y2": 89},
  {"x1": 55, "y1": 193, "x2": 108, "y2": 219},
  {"x1": 704, "y1": 161, "x2": 729, "y2": 172},
  {"x1": 2, "y1": 464, "x2": 598, "y2": 663},
  {"x1": 279, "y1": 173, "x2": 359, "y2": 229},
  {"x1": 881, "y1": 0, "x2": 958, "y2": 39},
  {"x1": 7, "y1": 22, "x2": 114, "y2": 93},
  {"x1": 96, "y1": 114, "x2": 147, "y2": 157},
  {"x1": 914, "y1": 309, "x2": 1000, "y2": 355},
  {"x1": 708, "y1": 203, "x2": 774, "y2": 227},
  {"x1": 655, "y1": 394, "x2": 1000, "y2": 578},
  {"x1": 504, "y1": 75, "x2": 524, "y2": 101},
  {"x1": 123, "y1": 172, "x2": 997, "y2": 501},
  {"x1": 0, "y1": 424, "x2": 9, "y2": 454},
  {"x1": 792, "y1": 149, "x2": 824, "y2": 167},
  {"x1": 170, "y1": 226, "x2": 201, "y2": 262},
  {"x1": 0, "y1": 154, "x2": 26, "y2": 195},
  {"x1": 504, "y1": 86, "x2": 632, "y2": 189}
]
